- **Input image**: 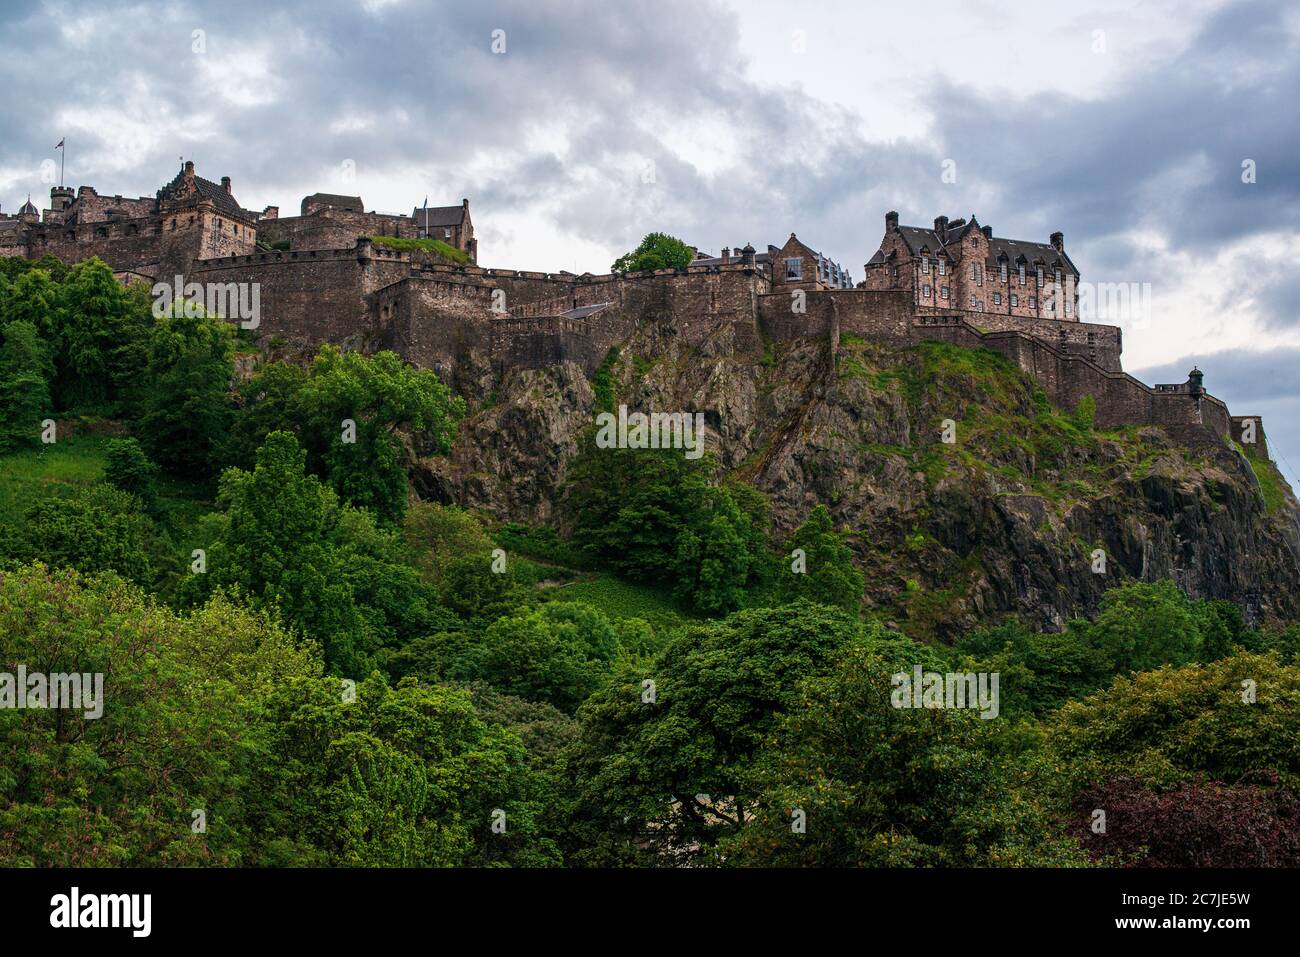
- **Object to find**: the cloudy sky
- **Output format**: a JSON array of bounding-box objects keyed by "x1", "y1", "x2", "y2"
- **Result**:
[{"x1": 2, "y1": 0, "x2": 1298, "y2": 489}]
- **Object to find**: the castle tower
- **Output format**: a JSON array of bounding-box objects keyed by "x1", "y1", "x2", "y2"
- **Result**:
[{"x1": 50, "y1": 185, "x2": 74, "y2": 213}]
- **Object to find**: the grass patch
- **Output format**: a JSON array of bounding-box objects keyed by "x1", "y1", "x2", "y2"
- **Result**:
[
  {"x1": 1246, "y1": 454, "x2": 1288, "y2": 515},
  {"x1": 542, "y1": 573, "x2": 693, "y2": 630},
  {"x1": 0, "y1": 432, "x2": 212, "y2": 537},
  {"x1": 368, "y1": 235, "x2": 470, "y2": 263}
]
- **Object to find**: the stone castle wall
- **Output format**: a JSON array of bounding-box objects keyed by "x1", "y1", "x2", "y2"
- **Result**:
[{"x1": 192, "y1": 243, "x2": 409, "y2": 343}]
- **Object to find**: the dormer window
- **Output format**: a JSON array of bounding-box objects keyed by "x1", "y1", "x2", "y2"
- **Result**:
[
  {"x1": 1018, "y1": 264, "x2": 1026, "y2": 285},
  {"x1": 921, "y1": 253, "x2": 930, "y2": 274},
  {"x1": 785, "y1": 257, "x2": 802, "y2": 280},
  {"x1": 938, "y1": 259, "x2": 946, "y2": 276},
  {"x1": 1036, "y1": 266, "x2": 1044, "y2": 286},
  {"x1": 999, "y1": 261, "x2": 1008, "y2": 282}
]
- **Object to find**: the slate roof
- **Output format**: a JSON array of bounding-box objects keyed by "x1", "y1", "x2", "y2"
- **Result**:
[
  {"x1": 884, "y1": 219, "x2": 1079, "y2": 276},
  {"x1": 305, "y1": 193, "x2": 363, "y2": 210},
  {"x1": 562, "y1": 302, "x2": 614, "y2": 320},
  {"x1": 158, "y1": 167, "x2": 251, "y2": 220},
  {"x1": 410, "y1": 204, "x2": 467, "y2": 228}
]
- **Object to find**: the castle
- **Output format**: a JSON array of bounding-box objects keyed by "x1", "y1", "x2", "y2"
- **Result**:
[{"x1": 0, "y1": 164, "x2": 1268, "y2": 454}]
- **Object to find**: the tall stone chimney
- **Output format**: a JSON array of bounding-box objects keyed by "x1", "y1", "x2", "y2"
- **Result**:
[
  {"x1": 221, "y1": 176, "x2": 232, "y2": 194},
  {"x1": 885, "y1": 210, "x2": 899, "y2": 232},
  {"x1": 1050, "y1": 231, "x2": 1064, "y2": 252},
  {"x1": 934, "y1": 215, "x2": 949, "y2": 240}
]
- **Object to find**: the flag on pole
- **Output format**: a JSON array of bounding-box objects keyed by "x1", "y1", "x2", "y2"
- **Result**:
[{"x1": 54, "y1": 138, "x2": 64, "y2": 149}]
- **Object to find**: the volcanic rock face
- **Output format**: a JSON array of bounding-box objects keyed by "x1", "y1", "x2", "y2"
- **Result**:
[{"x1": 414, "y1": 318, "x2": 1300, "y2": 636}]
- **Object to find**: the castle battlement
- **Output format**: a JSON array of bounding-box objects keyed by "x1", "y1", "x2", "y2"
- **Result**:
[{"x1": 0, "y1": 163, "x2": 1266, "y2": 453}]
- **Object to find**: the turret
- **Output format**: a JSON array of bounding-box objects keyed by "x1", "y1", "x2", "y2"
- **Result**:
[{"x1": 50, "y1": 185, "x2": 74, "y2": 212}]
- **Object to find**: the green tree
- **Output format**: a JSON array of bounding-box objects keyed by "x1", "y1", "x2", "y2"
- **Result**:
[
  {"x1": 0, "y1": 320, "x2": 53, "y2": 454},
  {"x1": 184, "y1": 431, "x2": 444, "y2": 675},
  {"x1": 1, "y1": 485, "x2": 157, "y2": 584},
  {"x1": 611, "y1": 232, "x2": 694, "y2": 274},
  {"x1": 137, "y1": 305, "x2": 236, "y2": 479},
  {"x1": 0, "y1": 564, "x2": 320, "y2": 866},
  {"x1": 449, "y1": 601, "x2": 621, "y2": 712},
  {"x1": 565, "y1": 440, "x2": 770, "y2": 612},
  {"x1": 52, "y1": 257, "x2": 148, "y2": 410},
  {"x1": 291, "y1": 346, "x2": 464, "y2": 523},
  {"x1": 238, "y1": 673, "x2": 560, "y2": 866},
  {"x1": 775, "y1": 504, "x2": 864, "y2": 612},
  {"x1": 0, "y1": 268, "x2": 58, "y2": 338},
  {"x1": 103, "y1": 437, "x2": 159, "y2": 511},
  {"x1": 721, "y1": 637, "x2": 1085, "y2": 866},
  {"x1": 562, "y1": 600, "x2": 861, "y2": 864},
  {"x1": 218, "y1": 359, "x2": 309, "y2": 472}
]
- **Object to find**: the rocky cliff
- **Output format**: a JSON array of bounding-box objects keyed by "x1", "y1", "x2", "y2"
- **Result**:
[{"x1": 414, "y1": 319, "x2": 1300, "y2": 638}]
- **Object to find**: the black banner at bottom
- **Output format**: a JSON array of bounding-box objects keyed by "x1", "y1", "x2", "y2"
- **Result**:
[{"x1": 0, "y1": 866, "x2": 1284, "y2": 942}]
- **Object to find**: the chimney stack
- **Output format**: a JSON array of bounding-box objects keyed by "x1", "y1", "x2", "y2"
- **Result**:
[
  {"x1": 934, "y1": 215, "x2": 949, "y2": 239},
  {"x1": 982, "y1": 225, "x2": 992, "y2": 238},
  {"x1": 221, "y1": 176, "x2": 232, "y2": 194},
  {"x1": 721, "y1": 246, "x2": 731, "y2": 264},
  {"x1": 885, "y1": 210, "x2": 899, "y2": 232},
  {"x1": 1050, "y1": 231, "x2": 1064, "y2": 251}
]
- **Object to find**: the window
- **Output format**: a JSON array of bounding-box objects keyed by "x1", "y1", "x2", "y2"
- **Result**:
[
  {"x1": 1010, "y1": 294, "x2": 1019, "y2": 307},
  {"x1": 974, "y1": 264, "x2": 983, "y2": 283},
  {"x1": 785, "y1": 257, "x2": 802, "y2": 280},
  {"x1": 999, "y1": 262, "x2": 1008, "y2": 282},
  {"x1": 1065, "y1": 300, "x2": 1072, "y2": 316},
  {"x1": 938, "y1": 260, "x2": 946, "y2": 276},
  {"x1": 1054, "y1": 268, "x2": 1062, "y2": 285},
  {"x1": 1036, "y1": 267, "x2": 1044, "y2": 286},
  {"x1": 923, "y1": 285, "x2": 932, "y2": 298},
  {"x1": 1029, "y1": 296, "x2": 1038, "y2": 309},
  {"x1": 444, "y1": 228, "x2": 452, "y2": 239},
  {"x1": 976, "y1": 300, "x2": 984, "y2": 311},
  {"x1": 921, "y1": 254, "x2": 930, "y2": 274},
  {"x1": 993, "y1": 292, "x2": 1002, "y2": 305},
  {"x1": 969, "y1": 296, "x2": 977, "y2": 308},
  {"x1": 940, "y1": 286, "x2": 950, "y2": 300},
  {"x1": 1018, "y1": 264, "x2": 1026, "y2": 285}
]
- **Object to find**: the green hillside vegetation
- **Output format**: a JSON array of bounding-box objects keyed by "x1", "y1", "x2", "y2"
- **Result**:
[{"x1": 2, "y1": 252, "x2": 1298, "y2": 868}]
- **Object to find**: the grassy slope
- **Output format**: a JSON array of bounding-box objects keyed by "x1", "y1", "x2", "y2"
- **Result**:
[{"x1": 0, "y1": 432, "x2": 212, "y2": 560}]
